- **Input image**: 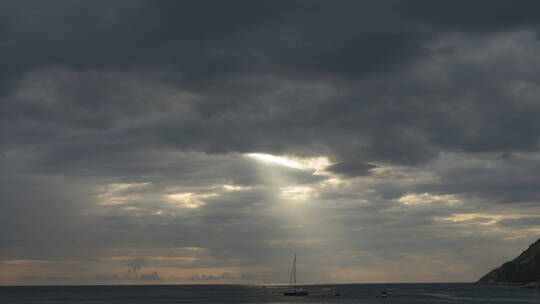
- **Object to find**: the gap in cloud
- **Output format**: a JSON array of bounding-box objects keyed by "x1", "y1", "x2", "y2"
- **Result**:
[{"x1": 246, "y1": 153, "x2": 331, "y2": 173}]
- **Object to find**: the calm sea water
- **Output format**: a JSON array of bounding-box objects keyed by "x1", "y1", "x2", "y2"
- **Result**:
[{"x1": 1, "y1": 283, "x2": 539, "y2": 303}]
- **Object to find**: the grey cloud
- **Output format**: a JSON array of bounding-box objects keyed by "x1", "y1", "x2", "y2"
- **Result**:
[
  {"x1": 498, "y1": 217, "x2": 540, "y2": 228},
  {"x1": 4, "y1": 8, "x2": 540, "y2": 167},
  {"x1": 0, "y1": 1, "x2": 426, "y2": 93},
  {"x1": 2, "y1": 0, "x2": 535, "y2": 100},
  {"x1": 326, "y1": 162, "x2": 378, "y2": 177},
  {"x1": 415, "y1": 153, "x2": 540, "y2": 204},
  {"x1": 404, "y1": 0, "x2": 540, "y2": 33}
]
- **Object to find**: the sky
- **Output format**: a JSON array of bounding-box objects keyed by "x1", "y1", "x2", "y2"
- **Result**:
[{"x1": 2, "y1": 0, "x2": 540, "y2": 285}]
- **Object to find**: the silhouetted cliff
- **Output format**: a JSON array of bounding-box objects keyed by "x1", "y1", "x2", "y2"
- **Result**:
[{"x1": 478, "y1": 238, "x2": 540, "y2": 284}]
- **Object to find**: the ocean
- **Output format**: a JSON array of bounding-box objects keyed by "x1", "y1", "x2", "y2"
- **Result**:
[{"x1": 1, "y1": 283, "x2": 539, "y2": 303}]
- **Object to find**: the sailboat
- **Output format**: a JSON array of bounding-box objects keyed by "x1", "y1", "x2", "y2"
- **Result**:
[{"x1": 283, "y1": 253, "x2": 309, "y2": 296}]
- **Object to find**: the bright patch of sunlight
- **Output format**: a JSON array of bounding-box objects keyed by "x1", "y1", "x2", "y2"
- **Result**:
[
  {"x1": 398, "y1": 193, "x2": 461, "y2": 205},
  {"x1": 97, "y1": 182, "x2": 150, "y2": 206},
  {"x1": 246, "y1": 153, "x2": 330, "y2": 172},
  {"x1": 247, "y1": 153, "x2": 304, "y2": 169},
  {"x1": 221, "y1": 184, "x2": 251, "y2": 191},
  {"x1": 320, "y1": 177, "x2": 347, "y2": 188},
  {"x1": 435, "y1": 213, "x2": 524, "y2": 225},
  {"x1": 279, "y1": 186, "x2": 314, "y2": 201},
  {"x1": 103, "y1": 183, "x2": 150, "y2": 192},
  {"x1": 167, "y1": 192, "x2": 218, "y2": 208},
  {"x1": 180, "y1": 247, "x2": 207, "y2": 252}
]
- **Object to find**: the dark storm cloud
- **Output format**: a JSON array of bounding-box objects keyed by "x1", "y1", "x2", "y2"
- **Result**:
[
  {"x1": 405, "y1": 1, "x2": 540, "y2": 33},
  {"x1": 4, "y1": 0, "x2": 540, "y2": 165},
  {"x1": 3, "y1": 0, "x2": 539, "y2": 85},
  {"x1": 0, "y1": 1, "x2": 424, "y2": 92}
]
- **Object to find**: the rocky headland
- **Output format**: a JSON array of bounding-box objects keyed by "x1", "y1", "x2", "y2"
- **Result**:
[{"x1": 478, "y1": 238, "x2": 540, "y2": 288}]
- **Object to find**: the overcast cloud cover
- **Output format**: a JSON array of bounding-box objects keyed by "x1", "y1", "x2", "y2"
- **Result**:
[{"x1": 3, "y1": 0, "x2": 540, "y2": 285}]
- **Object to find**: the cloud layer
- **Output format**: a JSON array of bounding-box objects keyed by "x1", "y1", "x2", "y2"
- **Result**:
[{"x1": 2, "y1": 0, "x2": 540, "y2": 284}]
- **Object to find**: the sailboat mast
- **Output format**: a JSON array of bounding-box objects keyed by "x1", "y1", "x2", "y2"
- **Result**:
[
  {"x1": 293, "y1": 253, "x2": 296, "y2": 290},
  {"x1": 284, "y1": 253, "x2": 308, "y2": 296}
]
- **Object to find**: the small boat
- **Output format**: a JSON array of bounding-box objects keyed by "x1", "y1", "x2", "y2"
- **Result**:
[
  {"x1": 283, "y1": 253, "x2": 309, "y2": 296},
  {"x1": 380, "y1": 290, "x2": 388, "y2": 298}
]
